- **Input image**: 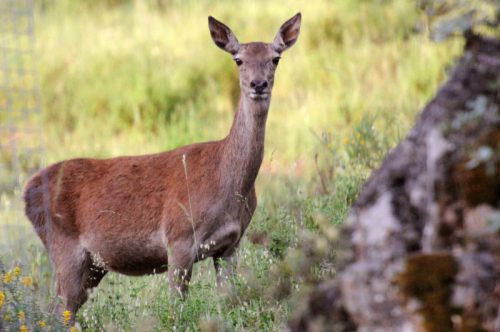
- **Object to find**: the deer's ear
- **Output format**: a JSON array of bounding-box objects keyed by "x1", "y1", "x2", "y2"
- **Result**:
[
  {"x1": 273, "y1": 13, "x2": 301, "y2": 53},
  {"x1": 208, "y1": 16, "x2": 240, "y2": 54}
]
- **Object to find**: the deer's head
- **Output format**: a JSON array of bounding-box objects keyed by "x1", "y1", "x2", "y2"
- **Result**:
[{"x1": 209, "y1": 13, "x2": 301, "y2": 101}]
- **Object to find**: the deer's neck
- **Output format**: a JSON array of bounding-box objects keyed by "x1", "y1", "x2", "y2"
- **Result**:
[{"x1": 221, "y1": 94, "x2": 270, "y2": 195}]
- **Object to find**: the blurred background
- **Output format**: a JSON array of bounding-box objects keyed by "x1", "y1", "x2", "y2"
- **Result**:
[
  {"x1": 25, "y1": 1, "x2": 461, "y2": 168},
  {"x1": 1, "y1": 0, "x2": 482, "y2": 330}
]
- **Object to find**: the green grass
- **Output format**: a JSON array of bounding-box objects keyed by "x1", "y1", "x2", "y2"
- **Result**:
[{"x1": 0, "y1": 0, "x2": 463, "y2": 330}]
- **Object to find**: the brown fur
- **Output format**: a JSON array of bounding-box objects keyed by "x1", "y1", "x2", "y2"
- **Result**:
[{"x1": 24, "y1": 13, "x2": 301, "y2": 317}]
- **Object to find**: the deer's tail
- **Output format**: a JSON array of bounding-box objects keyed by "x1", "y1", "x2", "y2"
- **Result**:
[{"x1": 23, "y1": 169, "x2": 52, "y2": 248}]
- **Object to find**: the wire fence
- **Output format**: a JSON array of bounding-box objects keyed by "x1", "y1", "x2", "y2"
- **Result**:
[{"x1": 0, "y1": 0, "x2": 44, "y2": 245}]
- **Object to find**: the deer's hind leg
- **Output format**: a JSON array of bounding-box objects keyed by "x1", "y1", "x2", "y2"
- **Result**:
[{"x1": 50, "y1": 235, "x2": 107, "y2": 322}]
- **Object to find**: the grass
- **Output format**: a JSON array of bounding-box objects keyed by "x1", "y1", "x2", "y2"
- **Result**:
[{"x1": 0, "y1": 0, "x2": 463, "y2": 330}]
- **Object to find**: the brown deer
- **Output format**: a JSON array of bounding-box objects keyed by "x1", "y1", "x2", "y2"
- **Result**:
[{"x1": 23, "y1": 13, "x2": 301, "y2": 317}]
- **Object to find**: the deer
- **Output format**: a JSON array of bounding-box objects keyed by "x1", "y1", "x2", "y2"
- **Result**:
[{"x1": 23, "y1": 13, "x2": 301, "y2": 318}]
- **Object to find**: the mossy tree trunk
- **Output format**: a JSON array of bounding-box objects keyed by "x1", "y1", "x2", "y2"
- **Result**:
[{"x1": 289, "y1": 34, "x2": 500, "y2": 332}]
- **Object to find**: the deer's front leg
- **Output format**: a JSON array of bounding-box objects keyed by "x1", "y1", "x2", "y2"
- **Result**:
[
  {"x1": 213, "y1": 253, "x2": 236, "y2": 288},
  {"x1": 168, "y1": 246, "x2": 194, "y2": 298}
]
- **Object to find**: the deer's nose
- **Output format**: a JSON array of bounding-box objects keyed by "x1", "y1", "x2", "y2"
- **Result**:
[{"x1": 250, "y1": 80, "x2": 268, "y2": 93}]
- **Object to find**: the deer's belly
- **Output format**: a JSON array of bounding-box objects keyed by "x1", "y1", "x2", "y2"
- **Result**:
[
  {"x1": 104, "y1": 252, "x2": 168, "y2": 276},
  {"x1": 83, "y1": 231, "x2": 169, "y2": 276}
]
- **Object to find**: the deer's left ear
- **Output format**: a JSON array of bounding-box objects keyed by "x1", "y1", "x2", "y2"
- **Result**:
[
  {"x1": 273, "y1": 12, "x2": 301, "y2": 53},
  {"x1": 208, "y1": 16, "x2": 240, "y2": 54}
]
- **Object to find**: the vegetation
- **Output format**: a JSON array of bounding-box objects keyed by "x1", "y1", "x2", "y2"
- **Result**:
[{"x1": 0, "y1": 0, "x2": 465, "y2": 330}]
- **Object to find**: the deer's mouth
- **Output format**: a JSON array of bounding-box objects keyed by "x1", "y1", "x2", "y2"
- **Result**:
[{"x1": 249, "y1": 92, "x2": 269, "y2": 100}]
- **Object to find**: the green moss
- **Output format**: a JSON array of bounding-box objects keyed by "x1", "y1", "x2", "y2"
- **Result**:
[{"x1": 396, "y1": 253, "x2": 458, "y2": 332}]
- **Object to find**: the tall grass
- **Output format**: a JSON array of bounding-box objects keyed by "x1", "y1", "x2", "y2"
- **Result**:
[
  {"x1": 36, "y1": 0, "x2": 460, "y2": 164},
  {"x1": 0, "y1": 0, "x2": 462, "y2": 330}
]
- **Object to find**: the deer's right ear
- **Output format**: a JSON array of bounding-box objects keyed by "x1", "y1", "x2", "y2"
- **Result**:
[
  {"x1": 273, "y1": 12, "x2": 301, "y2": 53},
  {"x1": 208, "y1": 16, "x2": 240, "y2": 54}
]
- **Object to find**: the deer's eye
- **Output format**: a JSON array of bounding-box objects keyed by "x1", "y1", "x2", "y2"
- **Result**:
[
  {"x1": 234, "y1": 58, "x2": 243, "y2": 66},
  {"x1": 272, "y1": 57, "x2": 280, "y2": 65}
]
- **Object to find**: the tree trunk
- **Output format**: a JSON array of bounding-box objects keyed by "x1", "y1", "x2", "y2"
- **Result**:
[{"x1": 289, "y1": 34, "x2": 500, "y2": 332}]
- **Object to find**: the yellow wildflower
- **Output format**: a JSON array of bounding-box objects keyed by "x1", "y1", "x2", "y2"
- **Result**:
[
  {"x1": 18, "y1": 310, "x2": 25, "y2": 322},
  {"x1": 360, "y1": 140, "x2": 365, "y2": 145},
  {"x1": 5, "y1": 313, "x2": 11, "y2": 321},
  {"x1": 343, "y1": 137, "x2": 349, "y2": 145},
  {"x1": 21, "y1": 276, "x2": 33, "y2": 287},
  {"x1": 39, "y1": 320, "x2": 47, "y2": 328},
  {"x1": 3, "y1": 272, "x2": 12, "y2": 284},
  {"x1": 13, "y1": 266, "x2": 21, "y2": 277},
  {"x1": 20, "y1": 325, "x2": 28, "y2": 332},
  {"x1": 0, "y1": 290, "x2": 4, "y2": 307},
  {"x1": 63, "y1": 310, "x2": 72, "y2": 326},
  {"x1": 70, "y1": 326, "x2": 77, "y2": 332}
]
